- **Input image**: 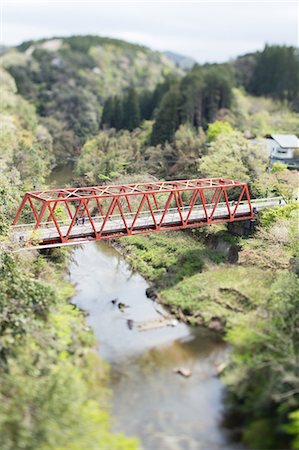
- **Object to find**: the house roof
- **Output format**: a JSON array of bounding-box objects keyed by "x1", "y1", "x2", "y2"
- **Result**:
[{"x1": 266, "y1": 134, "x2": 299, "y2": 148}]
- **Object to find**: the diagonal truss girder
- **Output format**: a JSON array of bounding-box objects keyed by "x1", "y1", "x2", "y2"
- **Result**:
[{"x1": 12, "y1": 178, "x2": 253, "y2": 246}]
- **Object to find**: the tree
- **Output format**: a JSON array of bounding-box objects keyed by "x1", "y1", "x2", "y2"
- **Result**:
[
  {"x1": 198, "y1": 130, "x2": 267, "y2": 181},
  {"x1": 0, "y1": 253, "x2": 139, "y2": 450},
  {"x1": 122, "y1": 88, "x2": 141, "y2": 131},
  {"x1": 178, "y1": 68, "x2": 204, "y2": 127},
  {"x1": 114, "y1": 97, "x2": 124, "y2": 130},
  {"x1": 0, "y1": 68, "x2": 54, "y2": 188},
  {"x1": 46, "y1": 84, "x2": 100, "y2": 139},
  {"x1": 101, "y1": 97, "x2": 115, "y2": 128},
  {"x1": 271, "y1": 161, "x2": 288, "y2": 173},
  {"x1": 75, "y1": 129, "x2": 143, "y2": 183},
  {"x1": 225, "y1": 272, "x2": 299, "y2": 449},
  {"x1": 145, "y1": 75, "x2": 179, "y2": 120},
  {"x1": 206, "y1": 120, "x2": 233, "y2": 141},
  {"x1": 139, "y1": 90, "x2": 155, "y2": 121},
  {"x1": 42, "y1": 116, "x2": 79, "y2": 161},
  {"x1": 249, "y1": 45, "x2": 299, "y2": 105},
  {"x1": 201, "y1": 64, "x2": 234, "y2": 126},
  {"x1": 0, "y1": 172, "x2": 21, "y2": 235},
  {"x1": 253, "y1": 169, "x2": 298, "y2": 202},
  {"x1": 150, "y1": 84, "x2": 180, "y2": 145},
  {"x1": 234, "y1": 53, "x2": 257, "y2": 91},
  {"x1": 166, "y1": 125, "x2": 206, "y2": 178}
]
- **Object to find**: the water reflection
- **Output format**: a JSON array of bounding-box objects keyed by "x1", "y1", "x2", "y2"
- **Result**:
[
  {"x1": 69, "y1": 241, "x2": 243, "y2": 450},
  {"x1": 69, "y1": 242, "x2": 190, "y2": 361}
]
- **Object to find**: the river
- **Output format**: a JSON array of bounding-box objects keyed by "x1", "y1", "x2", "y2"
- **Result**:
[{"x1": 68, "y1": 241, "x2": 243, "y2": 450}]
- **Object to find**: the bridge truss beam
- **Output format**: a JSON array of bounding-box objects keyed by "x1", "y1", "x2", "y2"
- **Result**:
[{"x1": 12, "y1": 178, "x2": 253, "y2": 247}]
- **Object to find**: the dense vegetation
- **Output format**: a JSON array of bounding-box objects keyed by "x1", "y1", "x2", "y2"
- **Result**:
[
  {"x1": 95, "y1": 45, "x2": 299, "y2": 147},
  {"x1": 2, "y1": 38, "x2": 298, "y2": 168},
  {"x1": 75, "y1": 108, "x2": 299, "y2": 184},
  {"x1": 0, "y1": 67, "x2": 138, "y2": 449},
  {"x1": 101, "y1": 63, "x2": 234, "y2": 144},
  {"x1": 1, "y1": 35, "x2": 179, "y2": 161},
  {"x1": 234, "y1": 45, "x2": 299, "y2": 111},
  {"x1": 118, "y1": 195, "x2": 299, "y2": 450},
  {"x1": 1, "y1": 35, "x2": 299, "y2": 449}
]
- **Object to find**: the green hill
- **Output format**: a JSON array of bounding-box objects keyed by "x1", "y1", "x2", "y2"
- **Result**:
[
  {"x1": 1, "y1": 38, "x2": 298, "y2": 167},
  {"x1": 0, "y1": 36, "x2": 298, "y2": 450},
  {"x1": 1, "y1": 35, "x2": 181, "y2": 161}
]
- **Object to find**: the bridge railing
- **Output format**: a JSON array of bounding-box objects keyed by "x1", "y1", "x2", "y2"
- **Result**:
[
  {"x1": 11, "y1": 178, "x2": 258, "y2": 245},
  {"x1": 11, "y1": 199, "x2": 254, "y2": 230},
  {"x1": 11, "y1": 197, "x2": 284, "y2": 231},
  {"x1": 251, "y1": 197, "x2": 284, "y2": 206}
]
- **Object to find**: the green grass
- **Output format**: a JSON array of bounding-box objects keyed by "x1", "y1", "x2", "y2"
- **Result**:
[
  {"x1": 120, "y1": 232, "x2": 207, "y2": 286},
  {"x1": 161, "y1": 266, "x2": 275, "y2": 325},
  {"x1": 118, "y1": 231, "x2": 276, "y2": 328}
]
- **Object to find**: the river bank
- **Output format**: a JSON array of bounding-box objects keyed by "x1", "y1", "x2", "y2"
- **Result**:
[
  {"x1": 69, "y1": 240, "x2": 245, "y2": 450},
  {"x1": 110, "y1": 209, "x2": 299, "y2": 449},
  {"x1": 112, "y1": 228, "x2": 274, "y2": 332},
  {"x1": 0, "y1": 243, "x2": 139, "y2": 450},
  {"x1": 44, "y1": 168, "x2": 299, "y2": 450}
]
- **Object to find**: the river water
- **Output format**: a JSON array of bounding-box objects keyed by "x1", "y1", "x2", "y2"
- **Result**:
[{"x1": 68, "y1": 241, "x2": 243, "y2": 450}]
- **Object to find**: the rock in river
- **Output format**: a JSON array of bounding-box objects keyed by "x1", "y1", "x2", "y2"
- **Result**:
[
  {"x1": 146, "y1": 286, "x2": 158, "y2": 300},
  {"x1": 173, "y1": 367, "x2": 192, "y2": 378}
]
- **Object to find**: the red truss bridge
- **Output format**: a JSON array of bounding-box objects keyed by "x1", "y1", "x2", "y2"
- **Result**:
[{"x1": 11, "y1": 178, "x2": 283, "y2": 249}]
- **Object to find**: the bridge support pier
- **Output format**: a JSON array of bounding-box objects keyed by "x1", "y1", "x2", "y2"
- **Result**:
[{"x1": 227, "y1": 218, "x2": 257, "y2": 236}]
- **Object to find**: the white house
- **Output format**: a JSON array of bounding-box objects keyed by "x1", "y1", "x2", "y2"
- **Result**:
[{"x1": 265, "y1": 134, "x2": 299, "y2": 163}]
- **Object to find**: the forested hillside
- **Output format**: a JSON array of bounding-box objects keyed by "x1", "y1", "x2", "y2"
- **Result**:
[
  {"x1": 234, "y1": 45, "x2": 299, "y2": 111},
  {"x1": 0, "y1": 36, "x2": 298, "y2": 450},
  {"x1": 0, "y1": 65, "x2": 138, "y2": 450},
  {"x1": 1, "y1": 35, "x2": 180, "y2": 162},
  {"x1": 2, "y1": 38, "x2": 298, "y2": 169},
  {"x1": 99, "y1": 44, "x2": 299, "y2": 144}
]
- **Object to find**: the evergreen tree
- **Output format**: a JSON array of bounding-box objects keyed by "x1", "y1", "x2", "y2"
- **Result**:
[
  {"x1": 114, "y1": 97, "x2": 124, "y2": 130},
  {"x1": 101, "y1": 97, "x2": 114, "y2": 128},
  {"x1": 179, "y1": 67, "x2": 204, "y2": 127},
  {"x1": 150, "y1": 84, "x2": 180, "y2": 145},
  {"x1": 139, "y1": 90, "x2": 153, "y2": 121},
  {"x1": 123, "y1": 88, "x2": 141, "y2": 131},
  {"x1": 201, "y1": 65, "x2": 233, "y2": 126},
  {"x1": 147, "y1": 75, "x2": 179, "y2": 119},
  {"x1": 249, "y1": 45, "x2": 299, "y2": 103}
]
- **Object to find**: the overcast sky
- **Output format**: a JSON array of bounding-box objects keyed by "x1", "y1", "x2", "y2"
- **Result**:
[{"x1": 1, "y1": 1, "x2": 298, "y2": 62}]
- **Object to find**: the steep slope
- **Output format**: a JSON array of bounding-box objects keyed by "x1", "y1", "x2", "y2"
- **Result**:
[
  {"x1": 1, "y1": 35, "x2": 181, "y2": 162},
  {"x1": 0, "y1": 64, "x2": 139, "y2": 450}
]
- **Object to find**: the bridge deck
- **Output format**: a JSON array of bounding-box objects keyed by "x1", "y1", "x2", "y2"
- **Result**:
[{"x1": 11, "y1": 197, "x2": 283, "y2": 249}]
